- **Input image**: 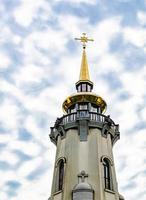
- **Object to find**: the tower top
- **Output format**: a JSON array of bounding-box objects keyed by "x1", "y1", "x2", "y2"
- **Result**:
[
  {"x1": 62, "y1": 33, "x2": 107, "y2": 114},
  {"x1": 75, "y1": 33, "x2": 94, "y2": 82},
  {"x1": 75, "y1": 33, "x2": 94, "y2": 49}
]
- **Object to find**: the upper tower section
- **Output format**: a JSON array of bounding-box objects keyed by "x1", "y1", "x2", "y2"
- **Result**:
[
  {"x1": 62, "y1": 33, "x2": 107, "y2": 114},
  {"x1": 50, "y1": 33, "x2": 120, "y2": 146},
  {"x1": 75, "y1": 33, "x2": 94, "y2": 93}
]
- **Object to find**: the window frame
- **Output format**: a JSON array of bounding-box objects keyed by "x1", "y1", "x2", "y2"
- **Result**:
[
  {"x1": 55, "y1": 157, "x2": 66, "y2": 193},
  {"x1": 101, "y1": 156, "x2": 113, "y2": 191}
]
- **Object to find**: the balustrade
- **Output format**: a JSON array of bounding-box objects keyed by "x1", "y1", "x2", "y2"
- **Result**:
[{"x1": 60, "y1": 112, "x2": 112, "y2": 125}]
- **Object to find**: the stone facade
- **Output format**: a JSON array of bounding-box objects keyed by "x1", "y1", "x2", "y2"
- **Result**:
[{"x1": 49, "y1": 111, "x2": 123, "y2": 200}]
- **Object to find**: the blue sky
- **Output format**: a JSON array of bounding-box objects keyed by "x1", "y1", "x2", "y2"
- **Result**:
[{"x1": 0, "y1": 0, "x2": 146, "y2": 199}]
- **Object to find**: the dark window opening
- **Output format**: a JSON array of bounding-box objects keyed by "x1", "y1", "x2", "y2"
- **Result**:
[
  {"x1": 104, "y1": 129, "x2": 108, "y2": 135},
  {"x1": 70, "y1": 105, "x2": 76, "y2": 113},
  {"x1": 90, "y1": 104, "x2": 101, "y2": 113},
  {"x1": 58, "y1": 160, "x2": 64, "y2": 191},
  {"x1": 77, "y1": 83, "x2": 92, "y2": 92},
  {"x1": 103, "y1": 158, "x2": 112, "y2": 190},
  {"x1": 60, "y1": 131, "x2": 63, "y2": 137},
  {"x1": 68, "y1": 105, "x2": 76, "y2": 114}
]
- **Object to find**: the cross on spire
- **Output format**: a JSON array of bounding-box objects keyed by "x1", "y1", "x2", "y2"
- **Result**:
[
  {"x1": 75, "y1": 33, "x2": 94, "y2": 49},
  {"x1": 78, "y1": 170, "x2": 88, "y2": 182}
]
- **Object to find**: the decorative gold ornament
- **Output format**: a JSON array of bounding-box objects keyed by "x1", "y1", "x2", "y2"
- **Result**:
[
  {"x1": 75, "y1": 33, "x2": 94, "y2": 49},
  {"x1": 62, "y1": 92, "x2": 107, "y2": 113}
]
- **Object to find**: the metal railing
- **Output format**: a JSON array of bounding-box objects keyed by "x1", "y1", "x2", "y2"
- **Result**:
[
  {"x1": 60, "y1": 111, "x2": 114, "y2": 125},
  {"x1": 62, "y1": 113, "x2": 77, "y2": 124}
]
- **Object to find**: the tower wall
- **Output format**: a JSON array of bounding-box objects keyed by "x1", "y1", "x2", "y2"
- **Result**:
[{"x1": 50, "y1": 127, "x2": 119, "y2": 200}]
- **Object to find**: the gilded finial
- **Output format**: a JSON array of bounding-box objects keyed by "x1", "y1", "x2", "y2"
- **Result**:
[
  {"x1": 75, "y1": 33, "x2": 94, "y2": 81},
  {"x1": 75, "y1": 33, "x2": 94, "y2": 49}
]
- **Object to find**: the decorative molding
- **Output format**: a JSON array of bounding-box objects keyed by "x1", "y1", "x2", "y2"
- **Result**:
[
  {"x1": 100, "y1": 155, "x2": 114, "y2": 166},
  {"x1": 55, "y1": 157, "x2": 66, "y2": 167}
]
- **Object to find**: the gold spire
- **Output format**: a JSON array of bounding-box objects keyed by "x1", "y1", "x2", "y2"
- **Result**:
[
  {"x1": 79, "y1": 49, "x2": 90, "y2": 81},
  {"x1": 75, "y1": 33, "x2": 94, "y2": 81}
]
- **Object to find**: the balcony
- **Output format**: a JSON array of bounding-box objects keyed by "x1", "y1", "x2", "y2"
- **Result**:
[
  {"x1": 50, "y1": 111, "x2": 119, "y2": 145},
  {"x1": 61, "y1": 111, "x2": 113, "y2": 125},
  {"x1": 53, "y1": 111, "x2": 118, "y2": 133}
]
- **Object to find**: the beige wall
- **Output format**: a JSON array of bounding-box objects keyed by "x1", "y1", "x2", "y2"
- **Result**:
[{"x1": 50, "y1": 128, "x2": 120, "y2": 200}]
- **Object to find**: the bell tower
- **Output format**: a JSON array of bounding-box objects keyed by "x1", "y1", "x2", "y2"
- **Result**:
[{"x1": 49, "y1": 33, "x2": 124, "y2": 200}]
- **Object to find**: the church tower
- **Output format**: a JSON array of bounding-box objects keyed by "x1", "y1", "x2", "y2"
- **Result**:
[{"x1": 49, "y1": 33, "x2": 124, "y2": 200}]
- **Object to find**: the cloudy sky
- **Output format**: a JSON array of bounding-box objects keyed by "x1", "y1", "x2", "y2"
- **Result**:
[{"x1": 1, "y1": 0, "x2": 146, "y2": 199}]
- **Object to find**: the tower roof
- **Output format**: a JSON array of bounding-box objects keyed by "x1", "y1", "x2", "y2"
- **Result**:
[
  {"x1": 79, "y1": 48, "x2": 90, "y2": 81},
  {"x1": 62, "y1": 33, "x2": 107, "y2": 113}
]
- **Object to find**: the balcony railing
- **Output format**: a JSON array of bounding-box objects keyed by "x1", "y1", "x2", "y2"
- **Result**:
[
  {"x1": 51, "y1": 111, "x2": 119, "y2": 145},
  {"x1": 58, "y1": 111, "x2": 115, "y2": 126},
  {"x1": 62, "y1": 112, "x2": 77, "y2": 124}
]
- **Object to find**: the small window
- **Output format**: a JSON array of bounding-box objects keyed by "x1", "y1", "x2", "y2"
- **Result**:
[
  {"x1": 98, "y1": 107, "x2": 101, "y2": 113},
  {"x1": 55, "y1": 158, "x2": 66, "y2": 192},
  {"x1": 79, "y1": 103, "x2": 88, "y2": 110},
  {"x1": 91, "y1": 104, "x2": 98, "y2": 113},
  {"x1": 71, "y1": 107, "x2": 76, "y2": 113},
  {"x1": 91, "y1": 105, "x2": 97, "y2": 112},
  {"x1": 82, "y1": 84, "x2": 87, "y2": 92},
  {"x1": 77, "y1": 85, "x2": 81, "y2": 92},
  {"x1": 87, "y1": 85, "x2": 91, "y2": 92},
  {"x1": 68, "y1": 105, "x2": 76, "y2": 114},
  {"x1": 103, "y1": 158, "x2": 113, "y2": 190},
  {"x1": 58, "y1": 160, "x2": 64, "y2": 190}
]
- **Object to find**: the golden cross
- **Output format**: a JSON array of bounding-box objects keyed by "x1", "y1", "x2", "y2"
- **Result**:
[{"x1": 75, "y1": 33, "x2": 94, "y2": 49}]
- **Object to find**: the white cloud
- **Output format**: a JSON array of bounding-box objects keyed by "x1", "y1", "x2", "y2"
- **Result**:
[
  {"x1": 96, "y1": 53, "x2": 123, "y2": 73},
  {"x1": 91, "y1": 17, "x2": 122, "y2": 55},
  {"x1": 120, "y1": 69, "x2": 146, "y2": 97},
  {"x1": 0, "y1": 25, "x2": 21, "y2": 45},
  {"x1": 53, "y1": 0, "x2": 96, "y2": 4},
  {"x1": 21, "y1": 28, "x2": 68, "y2": 58},
  {"x1": 13, "y1": 64, "x2": 49, "y2": 84},
  {"x1": 0, "y1": 171, "x2": 16, "y2": 189},
  {"x1": 58, "y1": 14, "x2": 89, "y2": 37},
  {"x1": 114, "y1": 128, "x2": 146, "y2": 199},
  {"x1": 8, "y1": 140, "x2": 41, "y2": 157},
  {"x1": 11, "y1": 171, "x2": 53, "y2": 200},
  {"x1": 0, "y1": 152, "x2": 19, "y2": 166},
  {"x1": 0, "y1": 192, "x2": 7, "y2": 200},
  {"x1": 16, "y1": 157, "x2": 42, "y2": 177},
  {"x1": 123, "y1": 27, "x2": 146, "y2": 47},
  {"x1": 137, "y1": 11, "x2": 146, "y2": 26},
  {"x1": 0, "y1": 99, "x2": 20, "y2": 130},
  {"x1": 140, "y1": 106, "x2": 146, "y2": 121},
  {"x1": 13, "y1": 0, "x2": 51, "y2": 27},
  {"x1": 0, "y1": 134, "x2": 14, "y2": 143},
  {"x1": 0, "y1": 52, "x2": 11, "y2": 69}
]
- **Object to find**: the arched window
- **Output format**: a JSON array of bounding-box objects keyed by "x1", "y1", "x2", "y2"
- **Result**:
[
  {"x1": 103, "y1": 158, "x2": 112, "y2": 190},
  {"x1": 55, "y1": 158, "x2": 66, "y2": 192},
  {"x1": 58, "y1": 160, "x2": 64, "y2": 191}
]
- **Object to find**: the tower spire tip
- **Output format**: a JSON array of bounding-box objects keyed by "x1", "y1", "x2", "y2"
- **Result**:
[
  {"x1": 75, "y1": 33, "x2": 94, "y2": 81},
  {"x1": 75, "y1": 33, "x2": 94, "y2": 49}
]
